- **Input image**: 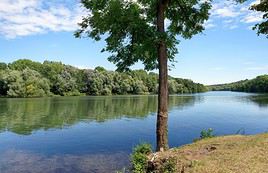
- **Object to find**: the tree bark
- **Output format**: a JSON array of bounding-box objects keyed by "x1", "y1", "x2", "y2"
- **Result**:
[{"x1": 156, "y1": 0, "x2": 169, "y2": 152}]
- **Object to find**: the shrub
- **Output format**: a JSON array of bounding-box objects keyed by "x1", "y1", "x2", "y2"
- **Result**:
[
  {"x1": 200, "y1": 128, "x2": 215, "y2": 139},
  {"x1": 131, "y1": 143, "x2": 152, "y2": 173}
]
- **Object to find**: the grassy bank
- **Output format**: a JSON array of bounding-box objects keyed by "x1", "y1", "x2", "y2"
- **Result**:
[{"x1": 145, "y1": 133, "x2": 268, "y2": 173}]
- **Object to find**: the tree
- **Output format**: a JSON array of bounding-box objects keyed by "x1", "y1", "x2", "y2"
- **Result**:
[
  {"x1": 0, "y1": 70, "x2": 8, "y2": 96},
  {"x1": 2, "y1": 68, "x2": 50, "y2": 98},
  {"x1": 0, "y1": 63, "x2": 7, "y2": 71},
  {"x1": 208, "y1": 74, "x2": 268, "y2": 93},
  {"x1": 76, "y1": 0, "x2": 211, "y2": 151},
  {"x1": 237, "y1": 0, "x2": 268, "y2": 37},
  {"x1": 168, "y1": 79, "x2": 179, "y2": 94},
  {"x1": 52, "y1": 70, "x2": 79, "y2": 96},
  {"x1": 8, "y1": 59, "x2": 42, "y2": 71},
  {"x1": 251, "y1": 0, "x2": 268, "y2": 37},
  {"x1": 95, "y1": 66, "x2": 107, "y2": 72},
  {"x1": 84, "y1": 70, "x2": 105, "y2": 95}
]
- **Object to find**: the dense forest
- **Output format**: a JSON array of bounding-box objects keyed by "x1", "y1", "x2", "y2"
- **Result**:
[
  {"x1": 209, "y1": 75, "x2": 268, "y2": 93},
  {"x1": 0, "y1": 59, "x2": 207, "y2": 98}
]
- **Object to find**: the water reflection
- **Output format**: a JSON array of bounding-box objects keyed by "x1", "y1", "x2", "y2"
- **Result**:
[
  {"x1": 246, "y1": 94, "x2": 268, "y2": 108},
  {"x1": 0, "y1": 95, "x2": 198, "y2": 135}
]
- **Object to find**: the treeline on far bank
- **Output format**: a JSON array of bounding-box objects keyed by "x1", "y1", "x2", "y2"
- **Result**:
[
  {"x1": 0, "y1": 59, "x2": 207, "y2": 98},
  {"x1": 209, "y1": 75, "x2": 268, "y2": 93}
]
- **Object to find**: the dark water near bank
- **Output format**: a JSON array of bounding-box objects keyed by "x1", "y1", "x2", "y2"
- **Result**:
[{"x1": 0, "y1": 91, "x2": 268, "y2": 172}]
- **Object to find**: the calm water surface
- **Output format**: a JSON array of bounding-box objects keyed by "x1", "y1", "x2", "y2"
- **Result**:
[{"x1": 0, "y1": 91, "x2": 268, "y2": 173}]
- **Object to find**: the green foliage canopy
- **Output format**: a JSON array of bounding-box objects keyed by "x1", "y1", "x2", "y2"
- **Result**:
[
  {"x1": 1, "y1": 68, "x2": 50, "y2": 98},
  {"x1": 75, "y1": 0, "x2": 211, "y2": 71},
  {"x1": 0, "y1": 63, "x2": 7, "y2": 70},
  {"x1": 251, "y1": 0, "x2": 268, "y2": 37},
  {"x1": 209, "y1": 74, "x2": 268, "y2": 93},
  {"x1": 0, "y1": 59, "x2": 207, "y2": 97},
  {"x1": 236, "y1": 0, "x2": 268, "y2": 37}
]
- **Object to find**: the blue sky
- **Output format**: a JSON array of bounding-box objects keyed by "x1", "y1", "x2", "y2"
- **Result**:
[{"x1": 0, "y1": 0, "x2": 267, "y2": 85}]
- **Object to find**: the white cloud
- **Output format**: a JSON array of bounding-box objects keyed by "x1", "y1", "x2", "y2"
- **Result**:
[
  {"x1": 214, "y1": 7, "x2": 240, "y2": 18},
  {"x1": 250, "y1": 0, "x2": 261, "y2": 6},
  {"x1": 0, "y1": 0, "x2": 38, "y2": 13},
  {"x1": 0, "y1": 0, "x2": 265, "y2": 37},
  {"x1": 211, "y1": 1, "x2": 241, "y2": 18},
  {"x1": 0, "y1": 0, "x2": 86, "y2": 39},
  {"x1": 207, "y1": 0, "x2": 264, "y2": 30},
  {"x1": 241, "y1": 12, "x2": 263, "y2": 23},
  {"x1": 204, "y1": 19, "x2": 216, "y2": 29}
]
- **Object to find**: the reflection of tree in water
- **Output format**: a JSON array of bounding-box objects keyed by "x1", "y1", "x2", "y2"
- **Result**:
[
  {"x1": 246, "y1": 94, "x2": 268, "y2": 108},
  {"x1": 169, "y1": 95, "x2": 203, "y2": 110},
  {"x1": 0, "y1": 95, "x2": 198, "y2": 135}
]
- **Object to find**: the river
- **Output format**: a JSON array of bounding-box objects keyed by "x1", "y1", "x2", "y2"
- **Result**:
[{"x1": 0, "y1": 91, "x2": 268, "y2": 172}]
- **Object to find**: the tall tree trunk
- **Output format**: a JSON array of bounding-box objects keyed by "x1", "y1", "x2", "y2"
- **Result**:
[{"x1": 156, "y1": 0, "x2": 169, "y2": 152}]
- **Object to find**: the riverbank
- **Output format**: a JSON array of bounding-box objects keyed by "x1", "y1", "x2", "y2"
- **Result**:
[{"x1": 148, "y1": 133, "x2": 268, "y2": 173}]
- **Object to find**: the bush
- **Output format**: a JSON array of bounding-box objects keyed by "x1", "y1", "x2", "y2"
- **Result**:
[
  {"x1": 131, "y1": 143, "x2": 152, "y2": 173},
  {"x1": 200, "y1": 128, "x2": 215, "y2": 139},
  {"x1": 193, "y1": 128, "x2": 215, "y2": 142}
]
